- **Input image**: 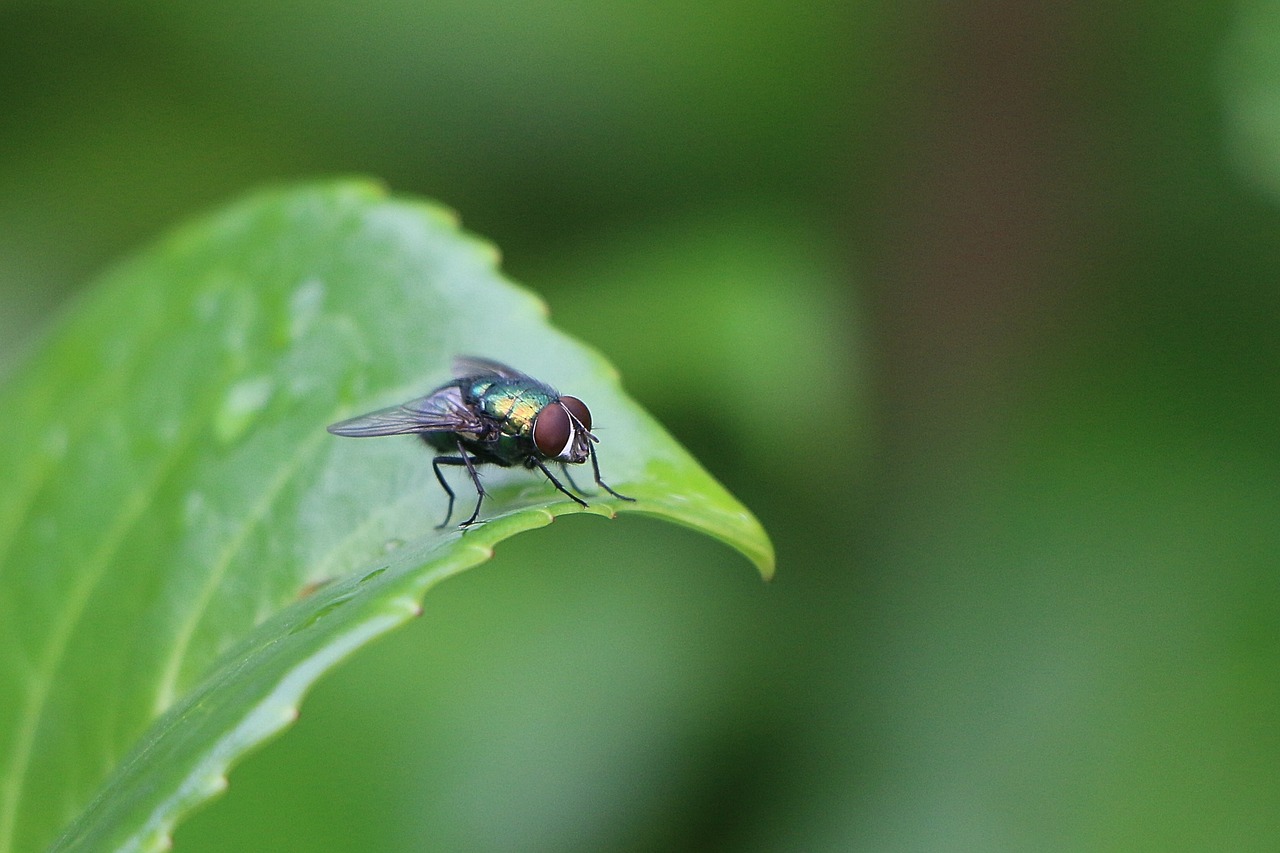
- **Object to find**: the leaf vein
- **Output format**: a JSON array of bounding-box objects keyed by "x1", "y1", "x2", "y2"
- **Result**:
[
  {"x1": 150, "y1": 427, "x2": 332, "y2": 716},
  {"x1": 0, "y1": 433, "x2": 193, "y2": 853}
]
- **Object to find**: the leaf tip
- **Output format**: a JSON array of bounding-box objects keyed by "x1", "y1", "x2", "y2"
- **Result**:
[
  {"x1": 735, "y1": 510, "x2": 776, "y2": 582},
  {"x1": 754, "y1": 541, "x2": 777, "y2": 583},
  {"x1": 616, "y1": 489, "x2": 775, "y2": 581}
]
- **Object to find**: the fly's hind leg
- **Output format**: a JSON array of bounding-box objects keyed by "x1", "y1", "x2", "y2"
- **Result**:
[
  {"x1": 431, "y1": 456, "x2": 463, "y2": 529},
  {"x1": 432, "y1": 440, "x2": 488, "y2": 528}
]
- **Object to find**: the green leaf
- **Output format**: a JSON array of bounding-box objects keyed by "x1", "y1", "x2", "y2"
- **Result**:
[{"x1": 0, "y1": 180, "x2": 773, "y2": 853}]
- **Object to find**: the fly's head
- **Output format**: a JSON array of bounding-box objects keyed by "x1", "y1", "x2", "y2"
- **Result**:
[{"x1": 532, "y1": 395, "x2": 596, "y2": 463}]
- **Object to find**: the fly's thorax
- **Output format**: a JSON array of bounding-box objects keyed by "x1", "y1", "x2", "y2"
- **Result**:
[{"x1": 466, "y1": 377, "x2": 557, "y2": 438}]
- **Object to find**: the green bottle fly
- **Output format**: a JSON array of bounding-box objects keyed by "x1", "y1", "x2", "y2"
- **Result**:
[{"x1": 327, "y1": 357, "x2": 633, "y2": 527}]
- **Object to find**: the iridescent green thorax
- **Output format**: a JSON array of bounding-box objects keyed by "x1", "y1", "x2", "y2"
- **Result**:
[{"x1": 465, "y1": 376, "x2": 557, "y2": 438}]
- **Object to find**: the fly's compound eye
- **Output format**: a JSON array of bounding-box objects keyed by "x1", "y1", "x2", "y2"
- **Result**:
[
  {"x1": 559, "y1": 395, "x2": 592, "y2": 431},
  {"x1": 533, "y1": 401, "x2": 571, "y2": 457}
]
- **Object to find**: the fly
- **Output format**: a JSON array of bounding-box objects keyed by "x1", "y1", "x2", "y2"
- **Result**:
[{"x1": 327, "y1": 356, "x2": 635, "y2": 527}]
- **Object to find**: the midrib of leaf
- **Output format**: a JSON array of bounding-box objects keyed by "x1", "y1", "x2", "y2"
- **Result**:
[{"x1": 150, "y1": 426, "x2": 331, "y2": 715}]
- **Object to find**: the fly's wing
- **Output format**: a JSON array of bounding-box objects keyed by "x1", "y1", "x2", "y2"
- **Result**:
[
  {"x1": 451, "y1": 356, "x2": 530, "y2": 381},
  {"x1": 452, "y1": 356, "x2": 559, "y2": 398},
  {"x1": 327, "y1": 386, "x2": 486, "y2": 437}
]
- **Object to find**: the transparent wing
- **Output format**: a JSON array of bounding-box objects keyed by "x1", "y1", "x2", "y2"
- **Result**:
[
  {"x1": 451, "y1": 355, "x2": 530, "y2": 380},
  {"x1": 327, "y1": 386, "x2": 485, "y2": 437}
]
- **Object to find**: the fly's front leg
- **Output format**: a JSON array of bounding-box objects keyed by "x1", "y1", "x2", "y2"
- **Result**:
[
  {"x1": 559, "y1": 462, "x2": 587, "y2": 496},
  {"x1": 588, "y1": 444, "x2": 634, "y2": 502},
  {"x1": 532, "y1": 458, "x2": 588, "y2": 508}
]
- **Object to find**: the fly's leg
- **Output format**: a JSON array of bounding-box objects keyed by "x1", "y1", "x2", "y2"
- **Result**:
[
  {"x1": 456, "y1": 440, "x2": 488, "y2": 526},
  {"x1": 533, "y1": 459, "x2": 588, "y2": 508},
  {"x1": 431, "y1": 456, "x2": 459, "y2": 528},
  {"x1": 559, "y1": 462, "x2": 587, "y2": 496},
  {"x1": 588, "y1": 444, "x2": 635, "y2": 502},
  {"x1": 433, "y1": 441, "x2": 487, "y2": 528}
]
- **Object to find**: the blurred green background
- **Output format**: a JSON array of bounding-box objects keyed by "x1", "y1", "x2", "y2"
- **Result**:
[{"x1": 4, "y1": 1, "x2": 1280, "y2": 850}]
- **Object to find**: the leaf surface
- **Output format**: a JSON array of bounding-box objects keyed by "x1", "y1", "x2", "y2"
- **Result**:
[{"x1": 0, "y1": 181, "x2": 772, "y2": 852}]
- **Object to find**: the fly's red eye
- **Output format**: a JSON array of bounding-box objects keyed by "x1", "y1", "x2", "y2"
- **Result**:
[
  {"x1": 559, "y1": 396, "x2": 592, "y2": 431},
  {"x1": 533, "y1": 402, "x2": 571, "y2": 456}
]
